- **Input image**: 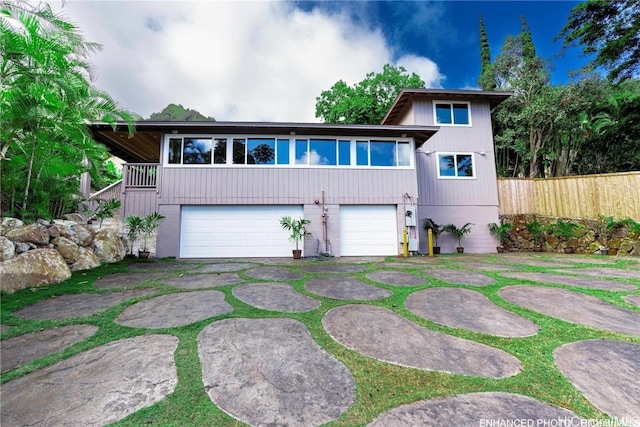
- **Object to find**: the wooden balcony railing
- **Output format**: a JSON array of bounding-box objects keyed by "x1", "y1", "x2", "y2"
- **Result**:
[{"x1": 123, "y1": 163, "x2": 159, "y2": 188}]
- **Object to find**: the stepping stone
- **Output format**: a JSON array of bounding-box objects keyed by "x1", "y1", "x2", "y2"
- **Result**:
[
  {"x1": 378, "y1": 262, "x2": 422, "y2": 268},
  {"x1": 14, "y1": 289, "x2": 157, "y2": 320},
  {"x1": 128, "y1": 262, "x2": 195, "y2": 271},
  {"x1": 0, "y1": 334, "x2": 178, "y2": 427},
  {"x1": 305, "y1": 276, "x2": 392, "y2": 300},
  {"x1": 502, "y1": 258, "x2": 574, "y2": 268},
  {"x1": 192, "y1": 262, "x2": 255, "y2": 272},
  {"x1": 499, "y1": 286, "x2": 640, "y2": 336},
  {"x1": 455, "y1": 262, "x2": 516, "y2": 271},
  {"x1": 116, "y1": 290, "x2": 232, "y2": 328},
  {"x1": 554, "y1": 340, "x2": 640, "y2": 423},
  {"x1": 422, "y1": 269, "x2": 495, "y2": 286},
  {"x1": 323, "y1": 305, "x2": 521, "y2": 378},
  {"x1": 623, "y1": 295, "x2": 640, "y2": 307},
  {"x1": 366, "y1": 271, "x2": 427, "y2": 287},
  {"x1": 367, "y1": 392, "x2": 583, "y2": 426},
  {"x1": 94, "y1": 271, "x2": 171, "y2": 289},
  {"x1": 406, "y1": 288, "x2": 539, "y2": 337},
  {"x1": 559, "y1": 267, "x2": 640, "y2": 280},
  {"x1": 245, "y1": 266, "x2": 304, "y2": 280},
  {"x1": 1, "y1": 325, "x2": 98, "y2": 372},
  {"x1": 500, "y1": 272, "x2": 636, "y2": 291},
  {"x1": 232, "y1": 283, "x2": 320, "y2": 312},
  {"x1": 0, "y1": 324, "x2": 10, "y2": 333},
  {"x1": 160, "y1": 273, "x2": 243, "y2": 289},
  {"x1": 553, "y1": 256, "x2": 618, "y2": 265},
  {"x1": 300, "y1": 264, "x2": 367, "y2": 273},
  {"x1": 198, "y1": 318, "x2": 354, "y2": 427}
]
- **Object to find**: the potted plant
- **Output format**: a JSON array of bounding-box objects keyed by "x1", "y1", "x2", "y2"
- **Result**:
[
  {"x1": 443, "y1": 222, "x2": 473, "y2": 253},
  {"x1": 138, "y1": 212, "x2": 165, "y2": 259},
  {"x1": 550, "y1": 220, "x2": 583, "y2": 253},
  {"x1": 525, "y1": 219, "x2": 546, "y2": 252},
  {"x1": 423, "y1": 218, "x2": 444, "y2": 254},
  {"x1": 279, "y1": 216, "x2": 311, "y2": 259},
  {"x1": 488, "y1": 221, "x2": 512, "y2": 253},
  {"x1": 123, "y1": 215, "x2": 143, "y2": 258}
]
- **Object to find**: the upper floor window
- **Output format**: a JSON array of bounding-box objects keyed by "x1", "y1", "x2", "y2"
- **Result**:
[
  {"x1": 437, "y1": 152, "x2": 475, "y2": 178},
  {"x1": 434, "y1": 101, "x2": 471, "y2": 126}
]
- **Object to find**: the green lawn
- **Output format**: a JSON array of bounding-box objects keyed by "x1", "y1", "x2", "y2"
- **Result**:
[{"x1": 1, "y1": 254, "x2": 639, "y2": 426}]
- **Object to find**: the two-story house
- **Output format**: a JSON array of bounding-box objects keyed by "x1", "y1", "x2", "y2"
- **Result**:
[{"x1": 89, "y1": 89, "x2": 510, "y2": 258}]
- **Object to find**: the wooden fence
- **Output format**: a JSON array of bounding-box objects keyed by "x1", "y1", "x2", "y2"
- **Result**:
[{"x1": 497, "y1": 171, "x2": 640, "y2": 220}]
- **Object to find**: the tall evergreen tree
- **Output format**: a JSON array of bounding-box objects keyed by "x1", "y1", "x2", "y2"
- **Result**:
[{"x1": 478, "y1": 15, "x2": 496, "y2": 91}]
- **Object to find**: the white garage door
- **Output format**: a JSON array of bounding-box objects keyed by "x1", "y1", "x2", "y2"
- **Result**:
[
  {"x1": 339, "y1": 205, "x2": 398, "y2": 256},
  {"x1": 180, "y1": 205, "x2": 304, "y2": 258}
]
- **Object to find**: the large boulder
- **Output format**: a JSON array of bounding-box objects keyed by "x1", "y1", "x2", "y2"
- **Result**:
[
  {"x1": 0, "y1": 249, "x2": 71, "y2": 293},
  {"x1": 0, "y1": 236, "x2": 15, "y2": 261},
  {"x1": 1, "y1": 217, "x2": 24, "y2": 228},
  {"x1": 71, "y1": 225, "x2": 95, "y2": 247},
  {"x1": 63, "y1": 213, "x2": 87, "y2": 224},
  {"x1": 92, "y1": 229, "x2": 125, "y2": 263},
  {"x1": 4, "y1": 224, "x2": 50, "y2": 245},
  {"x1": 71, "y1": 247, "x2": 101, "y2": 271},
  {"x1": 52, "y1": 237, "x2": 80, "y2": 263}
]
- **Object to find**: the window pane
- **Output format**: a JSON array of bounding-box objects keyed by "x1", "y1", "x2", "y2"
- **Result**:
[
  {"x1": 183, "y1": 138, "x2": 212, "y2": 164},
  {"x1": 309, "y1": 139, "x2": 337, "y2": 165},
  {"x1": 277, "y1": 139, "x2": 289, "y2": 164},
  {"x1": 356, "y1": 141, "x2": 368, "y2": 165},
  {"x1": 338, "y1": 140, "x2": 350, "y2": 165},
  {"x1": 213, "y1": 138, "x2": 226, "y2": 164},
  {"x1": 456, "y1": 154, "x2": 473, "y2": 176},
  {"x1": 370, "y1": 140, "x2": 395, "y2": 166},
  {"x1": 398, "y1": 141, "x2": 410, "y2": 166},
  {"x1": 295, "y1": 139, "x2": 308, "y2": 164},
  {"x1": 168, "y1": 138, "x2": 182, "y2": 164},
  {"x1": 232, "y1": 139, "x2": 246, "y2": 164},
  {"x1": 435, "y1": 103, "x2": 452, "y2": 124},
  {"x1": 438, "y1": 154, "x2": 455, "y2": 176},
  {"x1": 453, "y1": 103, "x2": 470, "y2": 125},
  {"x1": 247, "y1": 138, "x2": 275, "y2": 165}
]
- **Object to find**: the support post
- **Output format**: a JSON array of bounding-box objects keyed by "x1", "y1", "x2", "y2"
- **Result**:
[{"x1": 428, "y1": 229, "x2": 434, "y2": 257}]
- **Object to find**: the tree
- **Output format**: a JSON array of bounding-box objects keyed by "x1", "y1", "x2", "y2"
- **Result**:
[
  {"x1": 147, "y1": 103, "x2": 215, "y2": 121},
  {"x1": 558, "y1": 0, "x2": 640, "y2": 82},
  {"x1": 478, "y1": 15, "x2": 496, "y2": 91},
  {"x1": 0, "y1": 1, "x2": 132, "y2": 220},
  {"x1": 315, "y1": 64, "x2": 425, "y2": 124}
]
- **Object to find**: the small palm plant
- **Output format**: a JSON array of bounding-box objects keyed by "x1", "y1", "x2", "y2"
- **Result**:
[
  {"x1": 550, "y1": 220, "x2": 583, "y2": 254},
  {"x1": 279, "y1": 216, "x2": 311, "y2": 259},
  {"x1": 123, "y1": 215, "x2": 143, "y2": 256},
  {"x1": 139, "y1": 212, "x2": 165, "y2": 256},
  {"x1": 488, "y1": 222, "x2": 512, "y2": 253},
  {"x1": 526, "y1": 219, "x2": 547, "y2": 251},
  {"x1": 443, "y1": 222, "x2": 473, "y2": 253}
]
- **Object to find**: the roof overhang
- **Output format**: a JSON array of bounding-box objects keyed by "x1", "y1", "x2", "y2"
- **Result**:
[
  {"x1": 89, "y1": 121, "x2": 439, "y2": 163},
  {"x1": 382, "y1": 89, "x2": 513, "y2": 125}
]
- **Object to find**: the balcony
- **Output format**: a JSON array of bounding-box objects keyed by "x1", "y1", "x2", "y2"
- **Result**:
[{"x1": 123, "y1": 163, "x2": 159, "y2": 189}]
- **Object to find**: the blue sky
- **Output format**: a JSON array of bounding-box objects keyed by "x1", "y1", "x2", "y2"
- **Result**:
[{"x1": 52, "y1": 1, "x2": 590, "y2": 122}]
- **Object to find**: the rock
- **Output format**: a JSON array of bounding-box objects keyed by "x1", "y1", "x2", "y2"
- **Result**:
[
  {"x1": 619, "y1": 240, "x2": 633, "y2": 254},
  {"x1": 0, "y1": 249, "x2": 72, "y2": 293},
  {"x1": 63, "y1": 213, "x2": 87, "y2": 224},
  {"x1": 1, "y1": 217, "x2": 24, "y2": 228},
  {"x1": 92, "y1": 229, "x2": 125, "y2": 263},
  {"x1": 545, "y1": 235, "x2": 559, "y2": 249},
  {"x1": 48, "y1": 225, "x2": 61, "y2": 238},
  {"x1": 71, "y1": 225, "x2": 95, "y2": 247},
  {"x1": 52, "y1": 219, "x2": 78, "y2": 228},
  {"x1": 4, "y1": 224, "x2": 50, "y2": 245},
  {"x1": 36, "y1": 219, "x2": 51, "y2": 227},
  {"x1": 71, "y1": 247, "x2": 101, "y2": 271},
  {"x1": 52, "y1": 237, "x2": 80, "y2": 263},
  {"x1": 14, "y1": 242, "x2": 31, "y2": 254},
  {"x1": 0, "y1": 236, "x2": 15, "y2": 261}
]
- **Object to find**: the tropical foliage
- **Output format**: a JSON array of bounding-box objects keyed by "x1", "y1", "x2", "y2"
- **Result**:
[{"x1": 0, "y1": 1, "x2": 132, "y2": 221}]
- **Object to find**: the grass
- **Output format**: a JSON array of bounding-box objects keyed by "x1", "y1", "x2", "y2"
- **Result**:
[{"x1": 1, "y1": 254, "x2": 639, "y2": 426}]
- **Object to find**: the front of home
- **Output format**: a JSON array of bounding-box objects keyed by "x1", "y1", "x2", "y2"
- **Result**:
[{"x1": 89, "y1": 89, "x2": 510, "y2": 258}]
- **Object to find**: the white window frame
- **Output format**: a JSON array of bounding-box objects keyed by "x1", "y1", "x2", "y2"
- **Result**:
[
  {"x1": 436, "y1": 152, "x2": 476, "y2": 179},
  {"x1": 433, "y1": 101, "x2": 472, "y2": 127}
]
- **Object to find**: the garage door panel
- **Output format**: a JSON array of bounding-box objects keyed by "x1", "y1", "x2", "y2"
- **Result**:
[{"x1": 339, "y1": 205, "x2": 398, "y2": 256}]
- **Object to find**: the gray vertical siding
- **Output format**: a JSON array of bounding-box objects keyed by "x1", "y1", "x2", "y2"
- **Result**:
[
  {"x1": 121, "y1": 189, "x2": 159, "y2": 219},
  {"x1": 156, "y1": 204, "x2": 181, "y2": 258}
]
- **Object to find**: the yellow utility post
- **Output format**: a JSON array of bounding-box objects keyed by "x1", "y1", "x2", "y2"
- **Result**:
[
  {"x1": 428, "y1": 229, "x2": 434, "y2": 257},
  {"x1": 403, "y1": 229, "x2": 408, "y2": 258}
]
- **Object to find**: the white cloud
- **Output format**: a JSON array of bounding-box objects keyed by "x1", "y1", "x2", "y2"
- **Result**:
[{"x1": 54, "y1": 1, "x2": 444, "y2": 122}]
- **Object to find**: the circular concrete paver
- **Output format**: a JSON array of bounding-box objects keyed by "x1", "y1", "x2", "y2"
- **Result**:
[
  {"x1": 299, "y1": 264, "x2": 367, "y2": 273},
  {"x1": 1, "y1": 325, "x2": 98, "y2": 372},
  {"x1": 406, "y1": 288, "x2": 540, "y2": 337},
  {"x1": 499, "y1": 286, "x2": 640, "y2": 336},
  {"x1": 198, "y1": 318, "x2": 354, "y2": 427},
  {"x1": 500, "y1": 272, "x2": 636, "y2": 291},
  {"x1": 245, "y1": 266, "x2": 305, "y2": 280},
  {"x1": 0, "y1": 324, "x2": 10, "y2": 333},
  {"x1": 559, "y1": 267, "x2": 640, "y2": 280},
  {"x1": 304, "y1": 276, "x2": 392, "y2": 301},
  {"x1": 94, "y1": 272, "x2": 171, "y2": 289},
  {"x1": 323, "y1": 305, "x2": 521, "y2": 378},
  {"x1": 554, "y1": 340, "x2": 640, "y2": 423},
  {"x1": 455, "y1": 262, "x2": 517, "y2": 271},
  {"x1": 116, "y1": 290, "x2": 233, "y2": 328},
  {"x1": 161, "y1": 273, "x2": 243, "y2": 289},
  {"x1": 14, "y1": 288, "x2": 158, "y2": 320},
  {"x1": 423, "y1": 268, "x2": 496, "y2": 286},
  {"x1": 232, "y1": 283, "x2": 320, "y2": 312},
  {"x1": 192, "y1": 262, "x2": 255, "y2": 272},
  {"x1": 0, "y1": 334, "x2": 179, "y2": 427},
  {"x1": 623, "y1": 295, "x2": 640, "y2": 307},
  {"x1": 367, "y1": 392, "x2": 583, "y2": 426},
  {"x1": 366, "y1": 270, "x2": 427, "y2": 287}
]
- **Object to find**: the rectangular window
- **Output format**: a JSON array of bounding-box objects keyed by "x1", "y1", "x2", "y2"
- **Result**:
[
  {"x1": 232, "y1": 139, "x2": 246, "y2": 164},
  {"x1": 309, "y1": 139, "x2": 337, "y2": 165},
  {"x1": 213, "y1": 138, "x2": 226, "y2": 164},
  {"x1": 356, "y1": 141, "x2": 368, "y2": 166},
  {"x1": 276, "y1": 139, "x2": 289, "y2": 165},
  {"x1": 369, "y1": 140, "x2": 395, "y2": 166},
  {"x1": 398, "y1": 141, "x2": 410, "y2": 166},
  {"x1": 168, "y1": 138, "x2": 182, "y2": 164},
  {"x1": 295, "y1": 139, "x2": 308, "y2": 164},
  {"x1": 338, "y1": 140, "x2": 350, "y2": 165},
  {"x1": 434, "y1": 101, "x2": 471, "y2": 126},
  {"x1": 183, "y1": 138, "x2": 212, "y2": 164},
  {"x1": 247, "y1": 138, "x2": 275, "y2": 165},
  {"x1": 437, "y1": 153, "x2": 475, "y2": 178}
]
